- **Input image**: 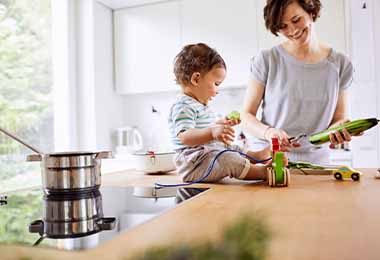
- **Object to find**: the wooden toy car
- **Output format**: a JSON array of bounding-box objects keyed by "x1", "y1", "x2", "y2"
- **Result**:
[
  {"x1": 332, "y1": 166, "x2": 363, "y2": 181},
  {"x1": 267, "y1": 138, "x2": 289, "y2": 187}
]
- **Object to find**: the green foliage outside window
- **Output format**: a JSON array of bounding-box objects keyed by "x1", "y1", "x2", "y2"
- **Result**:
[{"x1": 0, "y1": 0, "x2": 52, "y2": 184}]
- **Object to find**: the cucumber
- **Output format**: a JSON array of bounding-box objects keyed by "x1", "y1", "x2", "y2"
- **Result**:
[
  {"x1": 309, "y1": 118, "x2": 379, "y2": 145},
  {"x1": 227, "y1": 111, "x2": 240, "y2": 120},
  {"x1": 288, "y1": 161, "x2": 325, "y2": 170}
]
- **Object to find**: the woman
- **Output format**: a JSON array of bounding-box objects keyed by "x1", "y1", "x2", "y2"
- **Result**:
[{"x1": 242, "y1": 0, "x2": 354, "y2": 164}]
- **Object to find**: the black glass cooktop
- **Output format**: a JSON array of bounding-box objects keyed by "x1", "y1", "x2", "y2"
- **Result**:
[{"x1": 0, "y1": 186, "x2": 209, "y2": 250}]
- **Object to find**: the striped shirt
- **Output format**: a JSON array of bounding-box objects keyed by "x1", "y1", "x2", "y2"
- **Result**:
[{"x1": 168, "y1": 94, "x2": 216, "y2": 150}]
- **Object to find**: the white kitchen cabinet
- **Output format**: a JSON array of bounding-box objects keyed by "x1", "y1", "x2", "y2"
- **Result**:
[
  {"x1": 114, "y1": 0, "x2": 350, "y2": 94},
  {"x1": 348, "y1": 0, "x2": 379, "y2": 167},
  {"x1": 256, "y1": 0, "x2": 283, "y2": 50},
  {"x1": 256, "y1": 0, "x2": 347, "y2": 54},
  {"x1": 375, "y1": 1, "x2": 380, "y2": 168},
  {"x1": 350, "y1": 0, "x2": 375, "y2": 83},
  {"x1": 181, "y1": 0, "x2": 258, "y2": 88},
  {"x1": 114, "y1": 1, "x2": 181, "y2": 94}
]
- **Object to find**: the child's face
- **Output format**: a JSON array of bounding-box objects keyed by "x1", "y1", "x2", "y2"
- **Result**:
[{"x1": 192, "y1": 66, "x2": 226, "y2": 105}]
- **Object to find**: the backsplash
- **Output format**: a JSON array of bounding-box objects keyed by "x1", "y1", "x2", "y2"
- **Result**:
[{"x1": 122, "y1": 87, "x2": 247, "y2": 152}]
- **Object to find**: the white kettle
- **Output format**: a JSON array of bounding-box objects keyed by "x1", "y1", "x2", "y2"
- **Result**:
[{"x1": 116, "y1": 126, "x2": 143, "y2": 154}]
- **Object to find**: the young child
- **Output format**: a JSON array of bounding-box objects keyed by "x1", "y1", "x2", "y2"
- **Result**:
[{"x1": 168, "y1": 43, "x2": 273, "y2": 183}]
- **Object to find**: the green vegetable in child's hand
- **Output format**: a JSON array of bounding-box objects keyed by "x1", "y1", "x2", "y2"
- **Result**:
[{"x1": 228, "y1": 111, "x2": 240, "y2": 121}]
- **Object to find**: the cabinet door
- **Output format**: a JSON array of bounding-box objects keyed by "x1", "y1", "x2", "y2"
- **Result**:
[
  {"x1": 114, "y1": 2, "x2": 181, "y2": 94},
  {"x1": 257, "y1": 0, "x2": 347, "y2": 54},
  {"x1": 256, "y1": 0, "x2": 283, "y2": 50},
  {"x1": 350, "y1": 0, "x2": 375, "y2": 83},
  {"x1": 181, "y1": 0, "x2": 258, "y2": 88}
]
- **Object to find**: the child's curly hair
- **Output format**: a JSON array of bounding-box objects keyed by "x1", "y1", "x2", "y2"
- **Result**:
[{"x1": 174, "y1": 43, "x2": 226, "y2": 86}]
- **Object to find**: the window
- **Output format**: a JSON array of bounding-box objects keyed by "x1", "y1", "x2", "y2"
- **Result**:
[{"x1": 0, "y1": 0, "x2": 53, "y2": 193}]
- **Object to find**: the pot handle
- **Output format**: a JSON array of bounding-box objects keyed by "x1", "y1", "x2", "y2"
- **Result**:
[
  {"x1": 97, "y1": 217, "x2": 116, "y2": 231},
  {"x1": 95, "y1": 151, "x2": 113, "y2": 159},
  {"x1": 29, "y1": 220, "x2": 44, "y2": 236},
  {"x1": 26, "y1": 154, "x2": 42, "y2": 162}
]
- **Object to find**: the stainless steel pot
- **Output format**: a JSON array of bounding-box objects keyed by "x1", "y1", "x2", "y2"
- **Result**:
[
  {"x1": 0, "y1": 126, "x2": 113, "y2": 194},
  {"x1": 29, "y1": 190, "x2": 116, "y2": 239},
  {"x1": 27, "y1": 151, "x2": 113, "y2": 194}
]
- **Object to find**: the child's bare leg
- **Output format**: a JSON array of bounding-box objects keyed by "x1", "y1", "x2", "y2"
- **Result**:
[
  {"x1": 242, "y1": 164, "x2": 268, "y2": 180},
  {"x1": 246, "y1": 148, "x2": 271, "y2": 164}
]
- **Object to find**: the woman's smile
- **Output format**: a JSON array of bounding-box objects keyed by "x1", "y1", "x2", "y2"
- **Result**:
[{"x1": 292, "y1": 28, "x2": 307, "y2": 40}]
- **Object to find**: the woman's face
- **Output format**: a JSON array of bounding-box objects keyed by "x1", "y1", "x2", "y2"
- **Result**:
[{"x1": 279, "y1": 1, "x2": 314, "y2": 46}]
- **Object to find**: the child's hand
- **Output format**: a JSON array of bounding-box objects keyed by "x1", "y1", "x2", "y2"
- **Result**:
[
  {"x1": 227, "y1": 118, "x2": 241, "y2": 127},
  {"x1": 216, "y1": 118, "x2": 241, "y2": 127},
  {"x1": 210, "y1": 124, "x2": 235, "y2": 145}
]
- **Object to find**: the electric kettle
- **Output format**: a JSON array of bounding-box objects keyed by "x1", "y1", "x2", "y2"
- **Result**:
[{"x1": 116, "y1": 126, "x2": 143, "y2": 154}]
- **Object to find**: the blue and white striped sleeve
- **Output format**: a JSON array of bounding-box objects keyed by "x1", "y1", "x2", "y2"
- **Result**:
[{"x1": 171, "y1": 103, "x2": 196, "y2": 136}]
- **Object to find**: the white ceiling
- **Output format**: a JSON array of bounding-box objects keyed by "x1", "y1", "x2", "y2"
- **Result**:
[{"x1": 96, "y1": 0, "x2": 168, "y2": 9}]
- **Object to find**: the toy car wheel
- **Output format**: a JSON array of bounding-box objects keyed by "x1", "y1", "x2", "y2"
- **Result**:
[
  {"x1": 351, "y1": 173, "x2": 360, "y2": 181},
  {"x1": 267, "y1": 168, "x2": 273, "y2": 187},
  {"x1": 334, "y1": 172, "x2": 343, "y2": 180},
  {"x1": 284, "y1": 168, "x2": 290, "y2": 187}
]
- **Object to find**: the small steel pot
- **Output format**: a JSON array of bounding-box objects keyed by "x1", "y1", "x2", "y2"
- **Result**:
[
  {"x1": 29, "y1": 190, "x2": 116, "y2": 239},
  {"x1": 27, "y1": 151, "x2": 113, "y2": 194}
]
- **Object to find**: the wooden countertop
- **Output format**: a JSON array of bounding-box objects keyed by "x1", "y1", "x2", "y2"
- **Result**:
[{"x1": 2, "y1": 168, "x2": 380, "y2": 260}]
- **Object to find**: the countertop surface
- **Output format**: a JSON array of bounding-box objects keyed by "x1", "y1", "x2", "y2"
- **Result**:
[{"x1": 1, "y1": 168, "x2": 380, "y2": 260}]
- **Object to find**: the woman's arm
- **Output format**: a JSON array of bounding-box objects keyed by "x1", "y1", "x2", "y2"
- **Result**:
[
  {"x1": 242, "y1": 79, "x2": 292, "y2": 150},
  {"x1": 330, "y1": 90, "x2": 349, "y2": 126},
  {"x1": 328, "y1": 90, "x2": 352, "y2": 144},
  {"x1": 241, "y1": 79, "x2": 269, "y2": 139}
]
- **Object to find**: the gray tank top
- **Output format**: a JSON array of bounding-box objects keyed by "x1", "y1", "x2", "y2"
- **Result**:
[{"x1": 247, "y1": 45, "x2": 353, "y2": 164}]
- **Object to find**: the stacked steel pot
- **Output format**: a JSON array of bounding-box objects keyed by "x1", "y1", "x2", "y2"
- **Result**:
[
  {"x1": 27, "y1": 151, "x2": 113, "y2": 195},
  {"x1": 27, "y1": 151, "x2": 116, "y2": 240}
]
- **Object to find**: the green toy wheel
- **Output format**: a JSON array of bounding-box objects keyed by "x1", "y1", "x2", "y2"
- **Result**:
[
  {"x1": 285, "y1": 168, "x2": 290, "y2": 186},
  {"x1": 267, "y1": 168, "x2": 273, "y2": 187},
  {"x1": 267, "y1": 167, "x2": 290, "y2": 187},
  {"x1": 267, "y1": 168, "x2": 277, "y2": 187}
]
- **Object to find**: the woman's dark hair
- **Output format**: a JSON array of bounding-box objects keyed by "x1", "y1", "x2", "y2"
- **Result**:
[
  {"x1": 174, "y1": 43, "x2": 226, "y2": 86},
  {"x1": 264, "y1": 0, "x2": 322, "y2": 36}
]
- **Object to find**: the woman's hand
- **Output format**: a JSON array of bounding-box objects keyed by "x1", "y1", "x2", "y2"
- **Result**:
[
  {"x1": 328, "y1": 119, "x2": 362, "y2": 145},
  {"x1": 264, "y1": 127, "x2": 292, "y2": 152},
  {"x1": 210, "y1": 124, "x2": 235, "y2": 145}
]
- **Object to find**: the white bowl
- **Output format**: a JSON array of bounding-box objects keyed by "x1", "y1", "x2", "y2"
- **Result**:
[{"x1": 132, "y1": 151, "x2": 175, "y2": 174}]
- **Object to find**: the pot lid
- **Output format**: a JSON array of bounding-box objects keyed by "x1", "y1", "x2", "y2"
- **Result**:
[
  {"x1": 47, "y1": 151, "x2": 109, "y2": 156},
  {"x1": 133, "y1": 151, "x2": 175, "y2": 156}
]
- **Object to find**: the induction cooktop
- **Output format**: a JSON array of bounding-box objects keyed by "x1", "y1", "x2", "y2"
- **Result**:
[{"x1": 0, "y1": 186, "x2": 209, "y2": 250}]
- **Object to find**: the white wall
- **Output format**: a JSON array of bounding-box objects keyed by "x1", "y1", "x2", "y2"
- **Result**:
[
  {"x1": 52, "y1": 0, "x2": 79, "y2": 151},
  {"x1": 349, "y1": 0, "x2": 379, "y2": 167},
  {"x1": 53, "y1": 0, "x2": 126, "y2": 151},
  {"x1": 93, "y1": 2, "x2": 126, "y2": 150},
  {"x1": 375, "y1": 0, "x2": 380, "y2": 167}
]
